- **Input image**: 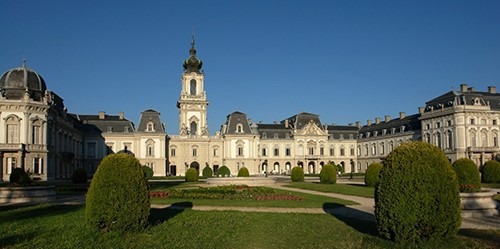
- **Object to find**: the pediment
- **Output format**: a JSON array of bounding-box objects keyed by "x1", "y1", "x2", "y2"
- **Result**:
[{"x1": 297, "y1": 120, "x2": 326, "y2": 136}]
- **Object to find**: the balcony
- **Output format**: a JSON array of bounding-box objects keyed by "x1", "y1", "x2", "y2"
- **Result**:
[{"x1": 467, "y1": 146, "x2": 499, "y2": 153}]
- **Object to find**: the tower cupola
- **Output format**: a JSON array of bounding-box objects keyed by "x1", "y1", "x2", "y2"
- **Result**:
[{"x1": 183, "y1": 36, "x2": 203, "y2": 73}]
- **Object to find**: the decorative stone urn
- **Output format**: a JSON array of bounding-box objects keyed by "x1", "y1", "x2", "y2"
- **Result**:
[
  {"x1": 0, "y1": 185, "x2": 56, "y2": 205},
  {"x1": 460, "y1": 191, "x2": 499, "y2": 218}
]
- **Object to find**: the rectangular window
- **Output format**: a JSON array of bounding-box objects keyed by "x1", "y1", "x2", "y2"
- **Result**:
[
  {"x1": 238, "y1": 147, "x2": 243, "y2": 156},
  {"x1": 309, "y1": 147, "x2": 314, "y2": 156},
  {"x1": 213, "y1": 148, "x2": 218, "y2": 157},
  {"x1": 274, "y1": 148, "x2": 279, "y2": 156},
  {"x1": 350, "y1": 148, "x2": 355, "y2": 156},
  {"x1": 33, "y1": 158, "x2": 43, "y2": 174},
  {"x1": 470, "y1": 118, "x2": 475, "y2": 125},
  {"x1": 170, "y1": 148, "x2": 176, "y2": 157},
  {"x1": 340, "y1": 148, "x2": 345, "y2": 156},
  {"x1": 32, "y1": 126, "x2": 41, "y2": 144},
  {"x1": 87, "y1": 143, "x2": 96, "y2": 157},
  {"x1": 285, "y1": 148, "x2": 291, "y2": 156},
  {"x1": 493, "y1": 120, "x2": 498, "y2": 125},
  {"x1": 262, "y1": 148, "x2": 267, "y2": 157},
  {"x1": 192, "y1": 148, "x2": 197, "y2": 157},
  {"x1": 7, "y1": 157, "x2": 16, "y2": 174},
  {"x1": 330, "y1": 148, "x2": 334, "y2": 156},
  {"x1": 7, "y1": 124, "x2": 19, "y2": 144},
  {"x1": 320, "y1": 147, "x2": 324, "y2": 156}
]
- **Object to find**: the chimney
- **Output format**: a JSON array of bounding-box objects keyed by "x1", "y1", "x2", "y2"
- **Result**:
[
  {"x1": 384, "y1": 115, "x2": 390, "y2": 122},
  {"x1": 460, "y1": 84, "x2": 468, "y2": 92},
  {"x1": 285, "y1": 119, "x2": 289, "y2": 128},
  {"x1": 355, "y1": 121, "x2": 361, "y2": 128},
  {"x1": 399, "y1": 112, "x2": 406, "y2": 119},
  {"x1": 375, "y1": 117, "x2": 380, "y2": 124},
  {"x1": 99, "y1": 111, "x2": 105, "y2": 119},
  {"x1": 119, "y1": 112, "x2": 124, "y2": 120},
  {"x1": 367, "y1": 120, "x2": 372, "y2": 126},
  {"x1": 488, "y1": 86, "x2": 496, "y2": 94},
  {"x1": 418, "y1": 107, "x2": 425, "y2": 114},
  {"x1": 468, "y1": 87, "x2": 475, "y2": 92}
]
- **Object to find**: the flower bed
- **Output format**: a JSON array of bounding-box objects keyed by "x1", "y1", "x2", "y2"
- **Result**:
[{"x1": 149, "y1": 185, "x2": 303, "y2": 201}]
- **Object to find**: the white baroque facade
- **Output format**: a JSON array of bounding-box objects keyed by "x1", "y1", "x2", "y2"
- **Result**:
[{"x1": 1, "y1": 42, "x2": 499, "y2": 181}]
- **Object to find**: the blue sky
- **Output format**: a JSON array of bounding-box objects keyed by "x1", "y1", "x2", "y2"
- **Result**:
[{"x1": 2, "y1": 1, "x2": 499, "y2": 134}]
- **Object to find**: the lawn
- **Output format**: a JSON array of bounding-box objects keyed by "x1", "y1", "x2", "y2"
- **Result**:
[
  {"x1": 1, "y1": 204, "x2": 499, "y2": 249},
  {"x1": 285, "y1": 182, "x2": 375, "y2": 198}
]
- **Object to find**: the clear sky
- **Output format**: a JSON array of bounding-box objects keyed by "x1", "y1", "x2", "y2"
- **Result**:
[{"x1": 2, "y1": 1, "x2": 499, "y2": 134}]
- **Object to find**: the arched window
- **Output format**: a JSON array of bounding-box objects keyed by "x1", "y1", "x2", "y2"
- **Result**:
[
  {"x1": 493, "y1": 131, "x2": 499, "y2": 147},
  {"x1": 5, "y1": 115, "x2": 21, "y2": 144},
  {"x1": 31, "y1": 118, "x2": 44, "y2": 145},
  {"x1": 481, "y1": 130, "x2": 488, "y2": 147},
  {"x1": 190, "y1": 121, "x2": 197, "y2": 135},
  {"x1": 470, "y1": 130, "x2": 477, "y2": 147},
  {"x1": 147, "y1": 122, "x2": 155, "y2": 132},
  {"x1": 236, "y1": 123, "x2": 243, "y2": 133},
  {"x1": 380, "y1": 142, "x2": 385, "y2": 155},
  {"x1": 447, "y1": 130, "x2": 453, "y2": 149},
  {"x1": 190, "y1": 79, "x2": 197, "y2": 96},
  {"x1": 371, "y1": 143, "x2": 377, "y2": 155},
  {"x1": 146, "y1": 139, "x2": 155, "y2": 157}
]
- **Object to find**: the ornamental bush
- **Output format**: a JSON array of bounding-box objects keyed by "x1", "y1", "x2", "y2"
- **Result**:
[
  {"x1": 364, "y1": 162, "x2": 383, "y2": 187},
  {"x1": 86, "y1": 153, "x2": 150, "y2": 232},
  {"x1": 481, "y1": 160, "x2": 500, "y2": 183},
  {"x1": 375, "y1": 142, "x2": 460, "y2": 243},
  {"x1": 142, "y1": 165, "x2": 154, "y2": 179},
  {"x1": 319, "y1": 164, "x2": 336, "y2": 184},
  {"x1": 237, "y1": 167, "x2": 250, "y2": 177},
  {"x1": 291, "y1": 166, "x2": 304, "y2": 182},
  {"x1": 185, "y1": 168, "x2": 199, "y2": 182},
  {"x1": 9, "y1": 168, "x2": 32, "y2": 185},
  {"x1": 217, "y1": 166, "x2": 231, "y2": 177},
  {"x1": 451, "y1": 158, "x2": 481, "y2": 192},
  {"x1": 72, "y1": 168, "x2": 88, "y2": 184},
  {"x1": 202, "y1": 165, "x2": 213, "y2": 177}
]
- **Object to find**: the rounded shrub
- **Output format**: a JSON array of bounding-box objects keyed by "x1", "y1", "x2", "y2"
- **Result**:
[
  {"x1": 185, "y1": 168, "x2": 199, "y2": 182},
  {"x1": 375, "y1": 142, "x2": 460, "y2": 243},
  {"x1": 291, "y1": 166, "x2": 304, "y2": 182},
  {"x1": 142, "y1": 165, "x2": 154, "y2": 179},
  {"x1": 481, "y1": 160, "x2": 500, "y2": 183},
  {"x1": 237, "y1": 167, "x2": 250, "y2": 177},
  {"x1": 319, "y1": 164, "x2": 336, "y2": 184},
  {"x1": 202, "y1": 165, "x2": 213, "y2": 178},
  {"x1": 217, "y1": 166, "x2": 231, "y2": 177},
  {"x1": 9, "y1": 168, "x2": 32, "y2": 185},
  {"x1": 72, "y1": 168, "x2": 88, "y2": 184},
  {"x1": 364, "y1": 162, "x2": 383, "y2": 187},
  {"x1": 85, "y1": 153, "x2": 150, "y2": 231},
  {"x1": 451, "y1": 158, "x2": 481, "y2": 192}
]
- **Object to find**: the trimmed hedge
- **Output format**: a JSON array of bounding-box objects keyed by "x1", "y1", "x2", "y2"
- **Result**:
[
  {"x1": 217, "y1": 166, "x2": 231, "y2": 177},
  {"x1": 319, "y1": 164, "x2": 336, "y2": 184},
  {"x1": 291, "y1": 166, "x2": 304, "y2": 182},
  {"x1": 481, "y1": 160, "x2": 500, "y2": 183},
  {"x1": 202, "y1": 165, "x2": 213, "y2": 177},
  {"x1": 72, "y1": 168, "x2": 88, "y2": 184},
  {"x1": 185, "y1": 168, "x2": 199, "y2": 182},
  {"x1": 237, "y1": 167, "x2": 250, "y2": 177},
  {"x1": 364, "y1": 162, "x2": 383, "y2": 187},
  {"x1": 375, "y1": 142, "x2": 460, "y2": 243},
  {"x1": 142, "y1": 165, "x2": 154, "y2": 179},
  {"x1": 86, "y1": 153, "x2": 150, "y2": 231},
  {"x1": 451, "y1": 158, "x2": 481, "y2": 192}
]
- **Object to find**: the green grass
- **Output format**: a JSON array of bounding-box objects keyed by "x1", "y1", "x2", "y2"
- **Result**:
[
  {"x1": 1, "y1": 204, "x2": 498, "y2": 249},
  {"x1": 285, "y1": 182, "x2": 375, "y2": 198}
]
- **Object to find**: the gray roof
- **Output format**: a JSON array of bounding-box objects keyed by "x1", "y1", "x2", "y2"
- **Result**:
[
  {"x1": 257, "y1": 123, "x2": 292, "y2": 139},
  {"x1": 425, "y1": 88, "x2": 500, "y2": 112},
  {"x1": 137, "y1": 109, "x2": 165, "y2": 133},
  {"x1": 359, "y1": 113, "x2": 421, "y2": 135},
  {"x1": 77, "y1": 114, "x2": 135, "y2": 133},
  {"x1": 283, "y1": 112, "x2": 322, "y2": 129},
  {"x1": 224, "y1": 111, "x2": 252, "y2": 134},
  {"x1": 327, "y1": 125, "x2": 359, "y2": 140}
]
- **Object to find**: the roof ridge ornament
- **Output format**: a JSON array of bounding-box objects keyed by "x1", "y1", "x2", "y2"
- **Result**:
[{"x1": 22, "y1": 58, "x2": 26, "y2": 69}]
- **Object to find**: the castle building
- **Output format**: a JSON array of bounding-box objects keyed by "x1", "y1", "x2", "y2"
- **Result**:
[{"x1": 1, "y1": 42, "x2": 499, "y2": 181}]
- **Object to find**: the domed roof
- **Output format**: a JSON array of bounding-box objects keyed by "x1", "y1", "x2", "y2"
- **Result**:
[
  {"x1": 0, "y1": 60, "x2": 47, "y2": 101},
  {"x1": 183, "y1": 36, "x2": 203, "y2": 73}
]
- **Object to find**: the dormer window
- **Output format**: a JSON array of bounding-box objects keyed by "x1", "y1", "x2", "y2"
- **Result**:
[
  {"x1": 262, "y1": 132, "x2": 267, "y2": 139},
  {"x1": 124, "y1": 126, "x2": 129, "y2": 133},
  {"x1": 274, "y1": 133, "x2": 279, "y2": 139},
  {"x1": 107, "y1": 126, "x2": 113, "y2": 133},
  {"x1": 400, "y1": 126, "x2": 405, "y2": 132},
  {"x1": 236, "y1": 123, "x2": 243, "y2": 133},
  {"x1": 147, "y1": 122, "x2": 155, "y2": 132}
]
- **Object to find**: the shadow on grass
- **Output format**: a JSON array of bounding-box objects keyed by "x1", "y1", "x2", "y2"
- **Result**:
[
  {"x1": 148, "y1": 202, "x2": 193, "y2": 226},
  {"x1": 0, "y1": 231, "x2": 36, "y2": 248},
  {"x1": 458, "y1": 229, "x2": 500, "y2": 247},
  {"x1": 322, "y1": 203, "x2": 378, "y2": 235},
  {"x1": 0, "y1": 204, "x2": 82, "y2": 223}
]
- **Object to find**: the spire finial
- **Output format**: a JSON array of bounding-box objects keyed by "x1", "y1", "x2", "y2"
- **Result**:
[{"x1": 22, "y1": 58, "x2": 26, "y2": 68}]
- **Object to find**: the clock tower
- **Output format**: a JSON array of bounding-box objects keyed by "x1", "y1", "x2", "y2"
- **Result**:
[{"x1": 177, "y1": 36, "x2": 209, "y2": 137}]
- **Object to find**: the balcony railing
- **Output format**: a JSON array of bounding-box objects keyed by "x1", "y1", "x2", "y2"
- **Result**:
[{"x1": 467, "y1": 146, "x2": 499, "y2": 153}]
